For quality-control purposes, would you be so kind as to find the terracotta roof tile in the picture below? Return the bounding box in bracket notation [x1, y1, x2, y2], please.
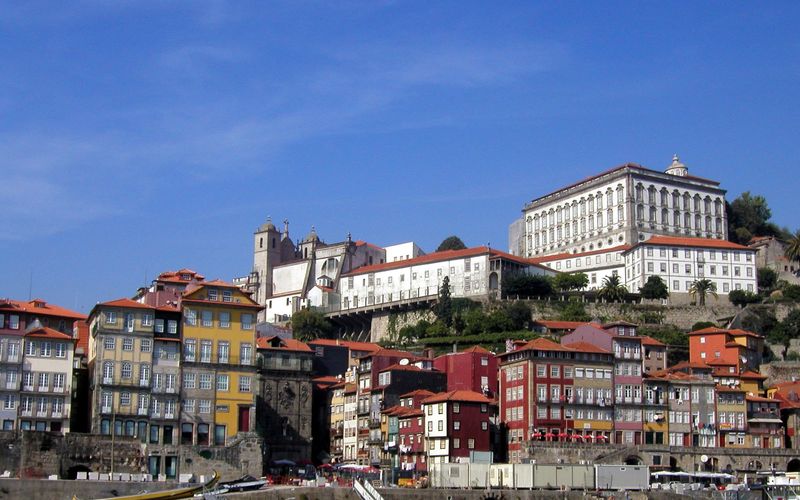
[399, 389, 435, 399]
[422, 390, 493, 404]
[529, 245, 631, 264]
[0, 298, 86, 320]
[531, 320, 588, 330]
[256, 336, 312, 352]
[562, 341, 612, 354]
[639, 335, 666, 347]
[625, 235, 750, 253]
[24, 326, 74, 341]
[307, 338, 381, 352]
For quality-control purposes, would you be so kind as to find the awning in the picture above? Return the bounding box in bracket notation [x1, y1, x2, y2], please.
[748, 418, 783, 423]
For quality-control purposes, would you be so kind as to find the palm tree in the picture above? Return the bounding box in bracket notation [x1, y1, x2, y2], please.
[597, 274, 628, 302]
[689, 279, 718, 306]
[785, 230, 800, 270]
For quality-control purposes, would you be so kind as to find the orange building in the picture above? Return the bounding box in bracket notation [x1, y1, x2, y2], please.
[688, 327, 764, 372]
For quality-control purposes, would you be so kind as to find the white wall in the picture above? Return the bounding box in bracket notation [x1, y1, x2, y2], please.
[423, 402, 449, 459]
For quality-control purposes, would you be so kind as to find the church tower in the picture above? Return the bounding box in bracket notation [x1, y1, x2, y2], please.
[252, 217, 282, 316]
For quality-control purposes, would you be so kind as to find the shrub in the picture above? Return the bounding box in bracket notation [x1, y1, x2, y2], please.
[728, 289, 761, 307]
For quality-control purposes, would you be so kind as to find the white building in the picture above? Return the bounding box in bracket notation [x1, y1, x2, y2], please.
[21, 326, 74, 432]
[531, 245, 629, 290]
[623, 235, 758, 296]
[511, 156, 728, 258]
[337, 247, 556, 311]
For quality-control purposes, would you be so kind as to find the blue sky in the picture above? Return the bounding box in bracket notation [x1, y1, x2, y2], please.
[1, 1, 798, 312]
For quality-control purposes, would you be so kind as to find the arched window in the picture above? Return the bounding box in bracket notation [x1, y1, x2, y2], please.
[636, 204, 644, 221]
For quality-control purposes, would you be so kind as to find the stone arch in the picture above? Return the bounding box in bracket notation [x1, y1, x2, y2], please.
[489, 272, 499, 290]
[669, 456, 679, 471]
[625, 455, 644, 466]
[67, 464, 92, 480]
[788, 458, 800, 473]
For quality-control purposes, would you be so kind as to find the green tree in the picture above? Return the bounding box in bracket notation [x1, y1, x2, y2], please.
[757, 268, 778, 294]
[553, 273, 589, 292]
[597, 274, 627, 302]
[558, 300, 591, 322]
[639, 275, 669, 300]
[502, 301, 532, 331]
[436, 236, 467, 252]
[291, 308, 334, 341]
[692, 321, 716, 331]
[786, 230, 800, 267]
[434, 276, 453, 327]
[742, 307, 779, 337]
[768, 309, 800, 359]
[502, 273, 554, 299]
[689, 279, 717, 306]
[726, 192, 784, 244]
[639, 325, 690, 365]
[728, 289, 761, 307]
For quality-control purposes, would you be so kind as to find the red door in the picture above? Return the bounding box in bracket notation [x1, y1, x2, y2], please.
[239, 407, 251, 432]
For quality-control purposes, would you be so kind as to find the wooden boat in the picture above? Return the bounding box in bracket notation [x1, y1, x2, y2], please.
[80, 471, 220, 500]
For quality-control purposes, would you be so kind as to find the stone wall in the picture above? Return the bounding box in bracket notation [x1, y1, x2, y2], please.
[761, 361, 800, 387]
[0, 478, 178, 500]
[370, 309, 436, 343]
[0, 431, 263, 482]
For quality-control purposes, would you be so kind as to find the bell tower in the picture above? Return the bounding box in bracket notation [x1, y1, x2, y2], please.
[252, 216, 281, 316]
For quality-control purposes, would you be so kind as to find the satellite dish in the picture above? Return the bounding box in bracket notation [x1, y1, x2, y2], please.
[701, 455, 709, 463]
[399, 358, 409, 366]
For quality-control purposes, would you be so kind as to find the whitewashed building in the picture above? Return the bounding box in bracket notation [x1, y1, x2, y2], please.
[510, 156, 728, 258]
[21, 326, 74, 432]
[531, 245, 629, 291]
[623, 236, 758, 296]
[337, 247, 556, 311]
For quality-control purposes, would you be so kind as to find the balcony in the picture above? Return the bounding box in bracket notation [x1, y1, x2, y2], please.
[53, 386, 64, 393]
[103, 377, 113, 385]
[101, 406, 112, 414]
[137, 408, 148, 416]
[20, 410, 32, 417]
[36, 410, 48, 418]
[22, 385, 34, 392]
[5, 382, 16, 390]
[52, 412, 62, 419]
[164, 412, 175, 419]
[38, 386, 49, 392]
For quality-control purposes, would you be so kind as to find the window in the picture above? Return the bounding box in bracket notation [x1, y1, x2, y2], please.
[53, 373, 65, 391]
[155, 319, 165, 333]
[167, 320, 177, 334]
[199, 373, 212, 390]
[104, 337, 116, 350]
[217, 341, 229, 363]
[142, 314, 153, 327]
[453, 438, 460, 448]
[199, 400, 212, 414]
[185, 309, 197, 326]
[217, 375, 229, 391]
[123, 338, 133, 351]
[106, 312, 117, 324]
[200, 341, 212, 363]
[25, 341, 36, 356]
[184, 339, 196, 361]
[219, 312, 230, 328]
[222, 290, 232, 302]
[120, 392, 131, 406]
[183, 373, 196, 389]
[241, 314, 253, 330]
[121, 362, 132, 379]
[208, 289, 218, 301]
[240, 343, 253, 365]
[239, 376, 251, 393]
[139, 365, 150, 385]
[453, 421, 460, 430]
[102, 362, 114, 380]
[201, 311, 212, 327]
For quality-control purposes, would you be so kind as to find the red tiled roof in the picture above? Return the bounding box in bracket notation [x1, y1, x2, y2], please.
[461, 345, 492, 354]
[746, 395, 778, 403]
[529, 245, 631, 264]
[740, 370, 767, 380]
[422, 390, 493, 404]
[256, 336, 312, 352]
[342, 246, 551, 277]
[73, 320, 89, 353]
[24, 326, 74, 341]
[499, 337, 574, 357]
[639, 335, 666, 347]
[669, 360, 712, 371]
[716, 386, 746, 393]
[0, 298, 86, 320]
[688, 327, 763, 339]
[399, 389, 435, 399]
[354, 240, 384, 251]
[313, 375, 341, 384]
[562, 341, 611, 354]
[343, 383, 357, 393]
[359, 348, 417, 360]
[397, 408, 424, 418]
[379, 363, 427, 373]
[307, 338, 381, 352]
[625, 235, 750, 253]
[531, 320, 588, 330]
[96, 298, 154, 310]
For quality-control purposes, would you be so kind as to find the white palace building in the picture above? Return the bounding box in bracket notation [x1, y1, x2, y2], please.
[509, 156, 757, 297]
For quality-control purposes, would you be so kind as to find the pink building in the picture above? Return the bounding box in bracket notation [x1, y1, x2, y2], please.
[562, 321, 645, 444]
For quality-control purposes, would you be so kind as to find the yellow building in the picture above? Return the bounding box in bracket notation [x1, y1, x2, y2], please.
[180, 280, 262, 445]
[717, 387, 747, 448]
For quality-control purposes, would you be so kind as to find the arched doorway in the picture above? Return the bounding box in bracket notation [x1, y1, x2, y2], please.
[489, 272, 499, 291]
[787, 459, 800, 473]
[67, 464, 91, 480]
[625, 456, 644, 466]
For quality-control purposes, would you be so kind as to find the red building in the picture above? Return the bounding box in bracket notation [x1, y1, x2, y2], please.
[433, 345, 498, 397]
[422, 390, 493, 465]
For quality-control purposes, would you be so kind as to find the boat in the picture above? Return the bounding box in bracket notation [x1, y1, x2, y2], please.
[81, 470, 220, 500]
[196, 474, 267, 496]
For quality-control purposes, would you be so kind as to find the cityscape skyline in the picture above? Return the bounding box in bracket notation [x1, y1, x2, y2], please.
[2, 2, 799, 310]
